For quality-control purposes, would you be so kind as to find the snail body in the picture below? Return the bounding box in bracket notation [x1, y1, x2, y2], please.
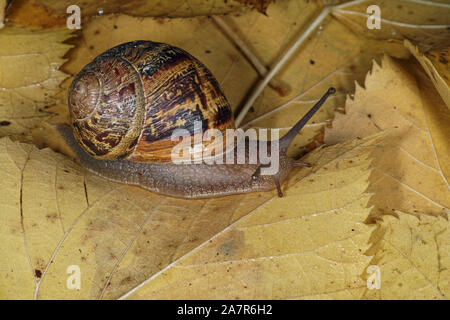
[62, 41, 335, 199]
[59, 125, 293, 198]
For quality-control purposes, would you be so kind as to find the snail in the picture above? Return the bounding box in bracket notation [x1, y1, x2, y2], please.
[58, 41, 335, 199]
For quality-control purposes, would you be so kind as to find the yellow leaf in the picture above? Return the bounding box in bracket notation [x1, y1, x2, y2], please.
[0, 27, 72, 139]
[331, 0, 450, 51]
[0, 137, 273, 299]
[325, 55, 450, 219]
[0, 132, 385, 299]
[120, 133, 386, 299]
[363, 211, 449, 299]
[2, 0, 448, 301]
[23, 0, 259, 18]
[405, 39, 449, 109]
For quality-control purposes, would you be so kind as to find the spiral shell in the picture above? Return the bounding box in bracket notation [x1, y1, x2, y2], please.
[69, 41, 234, 162]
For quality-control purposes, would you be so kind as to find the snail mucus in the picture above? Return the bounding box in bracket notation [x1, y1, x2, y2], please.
[58, 41, 335, 199]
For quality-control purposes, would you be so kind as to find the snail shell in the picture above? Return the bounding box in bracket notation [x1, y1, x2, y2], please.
[68, 41, 234, 163]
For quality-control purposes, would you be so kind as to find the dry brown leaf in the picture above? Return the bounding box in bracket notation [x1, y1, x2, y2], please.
[325, 55, 450, 220]
[405, 39, 449, 109]
[0, 27, 72, 140]
[6, 0, 67, 30]
[18, 0, 262, 19]
[363, 211, 449, 299]
[0, 131, 386, 299]
[331, 0, 450, 51]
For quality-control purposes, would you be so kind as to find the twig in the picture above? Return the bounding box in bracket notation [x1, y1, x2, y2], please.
[235, 6, 332, 127]
[212, 15, 290, 96]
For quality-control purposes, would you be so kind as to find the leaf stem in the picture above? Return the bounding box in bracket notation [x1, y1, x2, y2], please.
[212, 15, 291, 96]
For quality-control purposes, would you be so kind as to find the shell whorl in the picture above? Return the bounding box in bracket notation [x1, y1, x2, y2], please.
[68, 41, 234, 163]
[69, 55, 145, 159]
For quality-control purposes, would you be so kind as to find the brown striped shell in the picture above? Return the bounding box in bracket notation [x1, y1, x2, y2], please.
[68, 41, 234, 163]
